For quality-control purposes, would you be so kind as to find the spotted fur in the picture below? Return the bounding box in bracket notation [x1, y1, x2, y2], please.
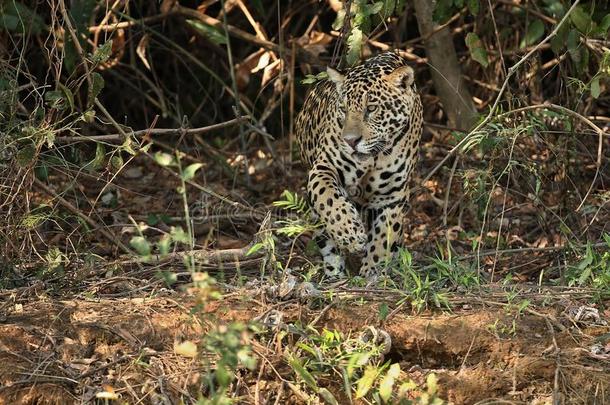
[295, 52, 423, 278]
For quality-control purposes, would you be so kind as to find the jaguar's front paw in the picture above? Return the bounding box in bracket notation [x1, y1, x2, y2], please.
[359, 263, 382, 280]
[334, 225, 367, 254]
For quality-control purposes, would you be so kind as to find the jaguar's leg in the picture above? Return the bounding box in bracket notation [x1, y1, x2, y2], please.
[360, 204, 405, 278]
[307, 164, 367, 254]
[313, 233, 346, 278]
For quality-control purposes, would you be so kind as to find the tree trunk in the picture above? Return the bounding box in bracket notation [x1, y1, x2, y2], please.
[413, 0, 477, 131]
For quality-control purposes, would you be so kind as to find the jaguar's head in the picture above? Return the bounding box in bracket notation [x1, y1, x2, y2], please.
[328, 54, 418, 160]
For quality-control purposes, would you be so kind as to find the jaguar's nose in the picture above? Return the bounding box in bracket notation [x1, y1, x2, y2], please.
[344, 134, 361, 150]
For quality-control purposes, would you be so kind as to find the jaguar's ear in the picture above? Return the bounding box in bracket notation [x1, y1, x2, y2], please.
[326, 66, 345, 92]
[384, 65, 415, 89]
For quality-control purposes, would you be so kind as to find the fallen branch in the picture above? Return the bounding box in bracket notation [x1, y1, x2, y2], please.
[121, 244, 265, 266]
[54, 116, 250, 143]
[120, 212, 272, 267]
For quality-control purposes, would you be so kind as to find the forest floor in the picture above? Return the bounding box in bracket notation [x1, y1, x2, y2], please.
[1, 288, 609, 404]
[2, 137, 609, 404]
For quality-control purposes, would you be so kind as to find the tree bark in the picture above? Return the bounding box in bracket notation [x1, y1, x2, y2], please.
[413, 0, 477, 131]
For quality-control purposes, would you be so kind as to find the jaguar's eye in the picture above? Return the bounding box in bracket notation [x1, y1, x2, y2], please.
[367, 104, 377, 113]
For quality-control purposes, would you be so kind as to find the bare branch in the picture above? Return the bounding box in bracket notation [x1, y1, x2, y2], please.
[54, 116, 250, 143]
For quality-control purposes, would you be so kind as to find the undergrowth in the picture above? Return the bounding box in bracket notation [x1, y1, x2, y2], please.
[1, 0, 609, 403]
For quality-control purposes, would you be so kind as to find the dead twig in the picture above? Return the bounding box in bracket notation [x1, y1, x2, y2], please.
[174, 5, 318, 64]
[308, 302, 334, 328]
[497, 0, 558, 25]
[88, 12, 176, 32]
[54, 116, 250, 143]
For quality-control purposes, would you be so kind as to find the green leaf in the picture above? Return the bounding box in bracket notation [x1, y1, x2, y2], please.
[601, 13, 610, 32]
[301, 76, 315, 85]
[16, 144, 36, 167]
[70, 0, 97, 32]
[157, 234, 171, 256]
[65, 0, 96, 68]
[517, 299, 531, 314]
[567, 29, 580, 54]
[353, 5, 371, 31]
[570, 5, 592, 33]
[170, 226, 190, 243]
[466, 0, 479, 16]
[0, 1, 45, 34]
[544, 1, 565, 19]
[603, 233, 610, 248]
[355, 365, 380, 399]
[381, 0, 397, 18]
[590, 76, 601, 99]
[465, 33, 488, 67]
[45, 90, 66, 110]
[35, 163, 49, 180]
[433, 0, 453, 23]
[121, 136, 137, 156]
[301, 72, 328, 84]
[379, 363, 401, 402]
[318, 388, 339, 405]
[153, 152, 174, 167]
[426, 373, 439, 395]
[82, 109, 96, 123]
[520, 19, 545, 48]
[186, 19, 227, 45]
[577, 265, 592, 286]
[399, 379, 418, 394]
[378, 303, 389, 321]
[593, 14, 610, 38]
[147, 214, 160, 226]
[88, 72, 105, 107]
[568, 43, 590, 74]
[567, 28, 588, 73]
[366, 2, 384, 16]
[181, 163, 203, 181]
[332, 8, 346, 31]
[246, 242, 264, 256]
[92, 40, 113, 64]
[110, 154, 123, 170]
[551, 23, 568, 54]
[215, 364, 231, 387]
[58, 83, 74, 112]
[288, 357, 318, 391]
[346, 27, 364, 66]
[130, 236, 151, 256]
[90, 143, 106, 170]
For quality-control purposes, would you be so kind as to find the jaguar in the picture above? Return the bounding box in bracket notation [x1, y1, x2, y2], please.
[295, 51, 423, 278]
